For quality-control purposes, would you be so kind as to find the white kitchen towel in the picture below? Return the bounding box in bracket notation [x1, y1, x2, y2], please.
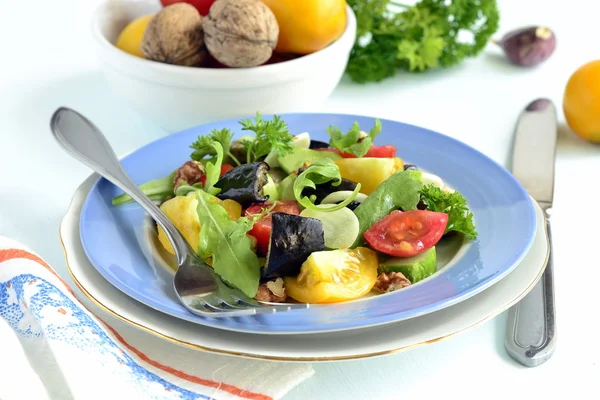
[0, 236, 314, 400]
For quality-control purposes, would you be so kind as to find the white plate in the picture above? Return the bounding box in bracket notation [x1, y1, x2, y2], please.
[60, 174, 549, 362]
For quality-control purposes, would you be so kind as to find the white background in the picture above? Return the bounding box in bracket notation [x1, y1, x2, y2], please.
[0, 0, 599, 398]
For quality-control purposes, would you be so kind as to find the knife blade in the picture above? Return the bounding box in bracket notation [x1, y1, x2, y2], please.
[505, 98, 557, 367]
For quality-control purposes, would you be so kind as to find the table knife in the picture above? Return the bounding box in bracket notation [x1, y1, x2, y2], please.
[504, 98, 557, 367]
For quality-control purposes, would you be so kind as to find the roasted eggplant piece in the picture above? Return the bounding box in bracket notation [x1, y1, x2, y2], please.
[263, 213, 325, 279]
[343, 200, 362, 211]
[309, 139, 331, 149]
[214, 162, 270, 206]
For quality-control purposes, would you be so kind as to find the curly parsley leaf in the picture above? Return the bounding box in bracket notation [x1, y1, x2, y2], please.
[327, 119, 382, 157]
[346, 0, 500, 83]
[419, 184, 478, 239]
[190, 128, 234, 162]
[239, 112, 294, 164]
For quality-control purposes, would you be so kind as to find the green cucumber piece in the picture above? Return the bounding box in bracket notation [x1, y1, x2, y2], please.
[300, 204, 359, 249]
[262, 174, 279, 202]
[321, 191, 368, 205]
[277, 174, 297, 200]
[265, 132, 311, 168]
[379, 247, 437, 283]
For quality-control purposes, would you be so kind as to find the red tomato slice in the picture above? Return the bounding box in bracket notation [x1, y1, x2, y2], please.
[198, 163, 234, 185]
[364, 210, 449, 257]
[245, 200, 300, 256]
[314, 145, 396, 158]
[160, 0, 216, 16]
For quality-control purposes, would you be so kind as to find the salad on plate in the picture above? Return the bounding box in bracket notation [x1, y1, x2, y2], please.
[112, 113, 478, 305]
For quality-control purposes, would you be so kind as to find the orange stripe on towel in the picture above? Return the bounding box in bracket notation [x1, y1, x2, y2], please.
[0, 247, 272, 400]
[0, 248, 75, 295]
[103, 323, 273, 400]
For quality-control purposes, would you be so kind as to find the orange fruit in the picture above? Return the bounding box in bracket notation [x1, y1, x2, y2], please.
[563, 60, 600, 143]
[261, 0, 346, 55]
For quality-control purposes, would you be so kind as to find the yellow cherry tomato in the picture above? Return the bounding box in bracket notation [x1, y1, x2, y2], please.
[284, 247, 378, 304]
[221, 199, 242, 221]
[563, 60, 600, 143]
[115, 14, 154, 58]
[261, 0, 347, 55]
[157, 194, 201, 255]
[334, 157, 402, 195]
[157, 195, 239, 255]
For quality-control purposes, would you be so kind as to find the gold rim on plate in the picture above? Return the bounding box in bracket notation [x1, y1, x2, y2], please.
[58, 195, 549, 362]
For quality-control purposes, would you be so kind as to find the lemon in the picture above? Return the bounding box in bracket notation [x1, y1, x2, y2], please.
[115, 14, 153, 58]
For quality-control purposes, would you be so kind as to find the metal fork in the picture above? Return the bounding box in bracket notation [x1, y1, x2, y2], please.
[50, 107, 309, 317]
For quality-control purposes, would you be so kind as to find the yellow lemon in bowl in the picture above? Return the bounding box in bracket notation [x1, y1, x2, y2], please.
[116, 14, 153, 58]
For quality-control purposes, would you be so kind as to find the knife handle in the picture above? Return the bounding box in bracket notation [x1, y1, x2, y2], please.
[505, 210, 556, 367]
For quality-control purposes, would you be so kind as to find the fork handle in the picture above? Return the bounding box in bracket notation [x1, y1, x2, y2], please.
[50, 107, 192, 265]
[505, 211, 556, 367]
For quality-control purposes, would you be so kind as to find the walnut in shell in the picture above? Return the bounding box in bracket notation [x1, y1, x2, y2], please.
[203, 0, 279, 68]
[141, 3, 207, 67]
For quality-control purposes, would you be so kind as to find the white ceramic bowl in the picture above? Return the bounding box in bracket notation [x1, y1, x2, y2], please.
[91, 0, 357, 132]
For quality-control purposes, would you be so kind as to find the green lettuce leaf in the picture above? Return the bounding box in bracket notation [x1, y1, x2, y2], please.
[352, 170, 423, 247]
[195, 190, 261, 298]
[111, 171, 176, 206]
[327, 119, 382, 157]
[203, 142, 224, 196]
[293, 159, 361, 212]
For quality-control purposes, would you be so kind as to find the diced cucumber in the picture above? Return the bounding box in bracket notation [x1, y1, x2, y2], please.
[379, 247, 437, 283]
[300, 204, 359, 249]
[421, 172, 444, 189]
[277, 174, 297, 200]
[277, 148, 341, 174]
[262, 174, 279, 202]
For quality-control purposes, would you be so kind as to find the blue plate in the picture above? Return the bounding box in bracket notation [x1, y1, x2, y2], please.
[79, 113, 536, 334]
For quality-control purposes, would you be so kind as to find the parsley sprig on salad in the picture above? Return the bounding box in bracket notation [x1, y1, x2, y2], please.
[420, 185, 478, 239]
[239, 113, 294, 164]
[112, 113, 478, 304]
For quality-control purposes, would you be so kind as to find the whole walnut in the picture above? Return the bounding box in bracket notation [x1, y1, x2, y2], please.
[142, 3, 207, 67]
[203, 0, 279, 68]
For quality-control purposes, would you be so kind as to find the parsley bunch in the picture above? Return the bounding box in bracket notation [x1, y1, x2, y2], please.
[346, 0, 500, 83]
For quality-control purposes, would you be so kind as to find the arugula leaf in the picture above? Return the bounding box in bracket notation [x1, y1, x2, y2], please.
[190, 128, 241, 166]
[346, 0, 500, 82]
[239, 112, 294, 164]
[293, 159, 361, 212]
[202, 141, 224, 196]
[420, 184, 478, 239]
[195, 190, 261, 298]
[327, 119, 382, 157]
[112, 171, 176, 206]
[352, 170, 423, 247]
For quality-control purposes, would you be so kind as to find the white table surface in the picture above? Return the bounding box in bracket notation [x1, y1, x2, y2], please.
[1, 0, 599, 398]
